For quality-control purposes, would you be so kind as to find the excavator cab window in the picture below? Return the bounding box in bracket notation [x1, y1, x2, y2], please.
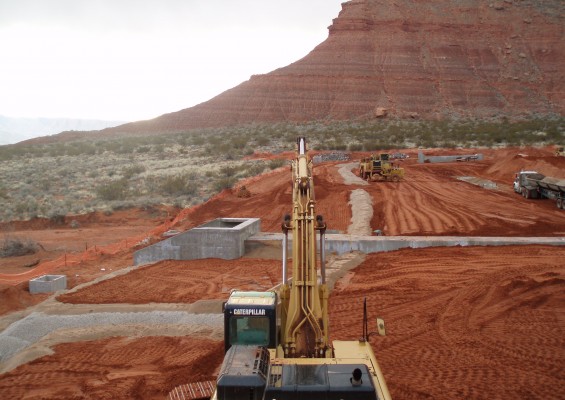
[223, 291, 277, 353]
[229, 316, 270, 347]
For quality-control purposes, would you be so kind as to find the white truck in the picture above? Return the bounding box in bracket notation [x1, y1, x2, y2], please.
[513, 171, 565, 209]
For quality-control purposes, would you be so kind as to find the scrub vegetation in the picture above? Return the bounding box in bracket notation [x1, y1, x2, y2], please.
[0, 118, 563, 222]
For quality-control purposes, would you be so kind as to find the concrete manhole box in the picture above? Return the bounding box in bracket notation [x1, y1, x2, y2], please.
[134, 217, 261, 265]
[29, 274, 67, 294]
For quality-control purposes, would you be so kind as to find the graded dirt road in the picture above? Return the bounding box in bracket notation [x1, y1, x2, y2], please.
[1, 146, 564, 399]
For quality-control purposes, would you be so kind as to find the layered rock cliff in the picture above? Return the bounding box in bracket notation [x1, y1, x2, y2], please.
[113, 0, 564, 134]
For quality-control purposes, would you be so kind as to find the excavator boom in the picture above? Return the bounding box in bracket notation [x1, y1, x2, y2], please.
[279, 137, 330, 358]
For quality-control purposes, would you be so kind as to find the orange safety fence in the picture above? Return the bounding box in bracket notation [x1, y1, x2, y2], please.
[0, 208, 195, 286]
[0, 166, 288, 286]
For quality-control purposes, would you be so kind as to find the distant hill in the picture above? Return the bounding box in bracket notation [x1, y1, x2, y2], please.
[105, 0, 564, 136]
[0, 115, 125, 145]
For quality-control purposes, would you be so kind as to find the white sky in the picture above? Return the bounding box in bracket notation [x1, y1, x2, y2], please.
[0, 0, 343, 122]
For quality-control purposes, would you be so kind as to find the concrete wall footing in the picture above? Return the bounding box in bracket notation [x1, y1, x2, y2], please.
[247, 233, 565, 255]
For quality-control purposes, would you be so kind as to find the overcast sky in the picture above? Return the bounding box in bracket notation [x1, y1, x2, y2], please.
[0, 0, 343, 122]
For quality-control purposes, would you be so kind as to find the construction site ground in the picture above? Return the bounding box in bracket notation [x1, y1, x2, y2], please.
[1, 146, 564, 399]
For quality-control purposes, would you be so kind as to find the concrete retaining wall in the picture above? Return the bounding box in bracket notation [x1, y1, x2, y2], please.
[418, 151, 483, 164]
[134, 216, 565, 266]
[247, 233, 565, 256]
[134, 218, 260, 265]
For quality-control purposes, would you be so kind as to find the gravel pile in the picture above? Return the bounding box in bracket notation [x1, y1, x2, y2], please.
[338, 162, 367, 186]
[0, 311, 223, 362]
[313, 152, 350, 163]
[347, 189, 374, 236]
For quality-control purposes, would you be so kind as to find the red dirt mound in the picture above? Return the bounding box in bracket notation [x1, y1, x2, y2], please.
[0, 283, 48, 315]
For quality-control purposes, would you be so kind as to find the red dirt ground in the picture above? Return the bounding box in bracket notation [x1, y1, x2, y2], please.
[330, 245, 565, 400]
[0, 336, 223, 399]
[56, 258, 283, 305]
[1, 146, 565, 399]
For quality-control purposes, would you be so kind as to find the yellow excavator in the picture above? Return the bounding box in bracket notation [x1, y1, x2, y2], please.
[171, 137, 391, 400]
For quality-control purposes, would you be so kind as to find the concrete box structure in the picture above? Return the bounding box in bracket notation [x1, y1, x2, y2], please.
[29, 274, 67, 294]
[134, 218, 261, 265]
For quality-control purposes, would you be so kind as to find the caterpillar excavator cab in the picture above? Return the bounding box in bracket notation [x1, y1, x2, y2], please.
[173, 137, 391, 400]
[222, 291, 277, 353]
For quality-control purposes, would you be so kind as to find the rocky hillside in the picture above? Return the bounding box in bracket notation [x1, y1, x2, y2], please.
[96, 0, 565, 135]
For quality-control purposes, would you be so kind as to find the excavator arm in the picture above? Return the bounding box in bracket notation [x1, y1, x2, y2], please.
[279, 137, 330, 358]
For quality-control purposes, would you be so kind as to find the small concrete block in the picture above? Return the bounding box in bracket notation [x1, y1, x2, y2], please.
[29, 274, 67, 294]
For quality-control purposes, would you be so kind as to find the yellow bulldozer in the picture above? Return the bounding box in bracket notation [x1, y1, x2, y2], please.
[359, 153, 404, 182]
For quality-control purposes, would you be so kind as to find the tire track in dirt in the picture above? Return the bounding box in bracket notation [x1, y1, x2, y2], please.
[57, 258, 282, 305]
[329, 245, 565, 399]
[365, 162, 565, 236]
[0, 336, 224, 400]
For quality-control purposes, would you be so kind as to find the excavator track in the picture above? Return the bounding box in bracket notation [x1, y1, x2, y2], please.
[168, 380, 215, 400]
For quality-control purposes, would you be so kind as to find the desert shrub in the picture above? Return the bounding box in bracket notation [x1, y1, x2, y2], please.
[111, 201, 135, 211]
[220, 166, 236, 177]
[49, 213, 66, 225]
[0, 236, 39, 257]
[348, 143, 363, 151]
[231, 137, 248, 150]
[96, 179, 129, 201]
[153, 144, 165, 154]
[269, 159, 286, 170]
[191, 136, 206, 146]
[38, 179, 51, 191]
[13, 197, 39, 217]
[122, 164, 146, 179]
[160, 174, 197, 196]
[214, 177, 237, 191]
[137, 146, 151, 154]
[245, 163, 266, 177]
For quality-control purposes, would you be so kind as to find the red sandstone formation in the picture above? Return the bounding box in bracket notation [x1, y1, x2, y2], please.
[107, 0, 563, 135]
